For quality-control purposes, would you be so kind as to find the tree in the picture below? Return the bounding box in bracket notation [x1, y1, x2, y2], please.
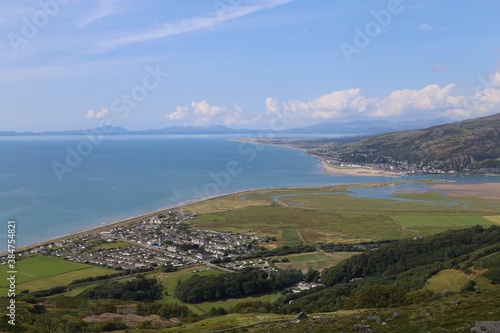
[344, 285, 407, 309]
[304, 267, 320, 283]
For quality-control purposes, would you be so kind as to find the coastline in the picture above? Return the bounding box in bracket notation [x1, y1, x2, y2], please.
[5, 137, 396, 255]
[4, 180, 443, 255]
[318, 159, 401, 177]
[5, 181, 425, 255]
[7, 189, 261, 255]
[6, 137, 498, 255]
[6, 179, 499, 256]
[233, 138, 401, 177]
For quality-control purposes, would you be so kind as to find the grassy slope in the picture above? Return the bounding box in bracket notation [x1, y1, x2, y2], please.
[0, 256, 115, 292]
[424, 269, 471, 292]
[276, 251, 358, 272]
[339, 112, 500, 171]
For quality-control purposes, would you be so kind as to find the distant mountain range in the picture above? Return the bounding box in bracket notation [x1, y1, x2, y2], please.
[339, 112, 500, 172]
[0, 118, 454, 136]
[282, 117, 453, 134]
[0, 125, 256, 136]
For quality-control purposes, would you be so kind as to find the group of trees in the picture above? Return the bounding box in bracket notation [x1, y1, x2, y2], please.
[322, 225, 500, 289]
[175, 268, 303, 303]
[318, 240, 394, 253]
[80, 274, 163, 301]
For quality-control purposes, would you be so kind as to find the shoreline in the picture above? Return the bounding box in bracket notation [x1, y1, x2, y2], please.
[6, 189, 263, 255]
[318, 159, 402, 177]
[4, 180, 453, 255]
[233, 138, 402, 177]
[6, 137, 499, 255]
[5, 181, 429, 255]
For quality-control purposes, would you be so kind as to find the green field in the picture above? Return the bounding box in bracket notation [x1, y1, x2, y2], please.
[276, 251, 357, 272]
[0, 256, 115, 292]
[91, 241, 133, 251]
[282, 229, 303, 246]
[424, 269, 471, 292]
[187, 185, 500, 244]
[393, 191, 450, 201]
[484, 215, 500, 224]
[392, 215, 494, 228]
[162, 313, 291, 333]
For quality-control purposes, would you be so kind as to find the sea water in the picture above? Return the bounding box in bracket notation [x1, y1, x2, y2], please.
[0, 135, 495, 247]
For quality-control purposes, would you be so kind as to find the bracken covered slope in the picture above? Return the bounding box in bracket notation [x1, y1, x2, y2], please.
[340, 112, 500, 172]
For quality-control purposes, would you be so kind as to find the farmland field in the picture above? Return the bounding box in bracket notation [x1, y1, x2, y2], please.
[16, 266, 116, 292]
[281, 229, 303, 246]
[275, 251, 357, 272]
[187, 185, 500, 244]
[392, 215, 494, 228]
[0, 255, 115, 292]
[484, 215, 500, 224]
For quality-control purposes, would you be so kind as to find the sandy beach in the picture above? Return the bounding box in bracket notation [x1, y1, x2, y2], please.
[320, 160, 401, 177]
[7, 188, 268, 255]
[431, 183, 500, 200]
[234, 138, 402, 177]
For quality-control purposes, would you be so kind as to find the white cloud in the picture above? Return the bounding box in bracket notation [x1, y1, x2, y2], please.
[191, 100, 227, 122]
[85, 110, 95, 119]
[223, 103, 245, 125]
[98, 0, 294, 50]
[85, 108, 110, 119]
[265, 81, 500, 122]
[418, 23, 433, 31]
[167, 101, 248, 125]
[265, 97, 280, 114]
[167, 106, 189, 121]
[433, 63, 449, 72]
[265, 88, 367, 121]
[490, 70, 500, 87]
[168, 100, 237, 124]
[451, 85, 500, 118]
[168, 70, 500, 127]
[450, 69, 500, 118]
[370, 84, 462, 117]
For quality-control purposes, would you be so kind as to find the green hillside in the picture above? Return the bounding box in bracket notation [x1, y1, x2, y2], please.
[339, 113, 500, 172]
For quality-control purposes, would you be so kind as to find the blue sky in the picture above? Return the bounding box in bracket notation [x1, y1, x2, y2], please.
[1, 0, 500, 131]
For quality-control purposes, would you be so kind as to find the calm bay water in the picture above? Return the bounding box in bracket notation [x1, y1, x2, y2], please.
[0, 135, 496, 247]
